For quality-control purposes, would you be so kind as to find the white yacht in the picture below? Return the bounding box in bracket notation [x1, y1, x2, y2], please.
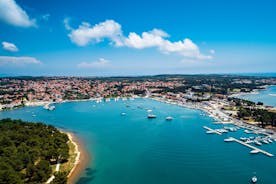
[206, 130, 214, 134]
[254, 140, 262, 146]
[251, 176, 257, 183]
[229, 127, 237, 132]
[244, 129, 251, 134]
[240, 137, 247, 141]
[147, 114, 157, 119]
[250, 150, 259, 154]
[44, 104, 55, 111]
[121, 112, 126, 116]
[96, 99, 102, 103]
[166, 116, 173, 121]
[224, 137, 234, 142]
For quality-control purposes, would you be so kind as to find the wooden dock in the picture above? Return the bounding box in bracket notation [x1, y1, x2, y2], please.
[203, 126, 222, 135]
[229, 137, 274, 157]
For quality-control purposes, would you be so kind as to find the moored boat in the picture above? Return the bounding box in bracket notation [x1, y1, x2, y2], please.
[244, 129, 251, 134]
[254, 140, 262, 146]
[250, 150, 259, 154]
[224, 137, 234, 142]
[166, 116, 173, 121]
[148, 114, 157, 119]
[251, 176, 257, 183]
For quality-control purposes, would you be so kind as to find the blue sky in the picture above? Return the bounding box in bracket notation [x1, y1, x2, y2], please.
[0, 0, 275, 76]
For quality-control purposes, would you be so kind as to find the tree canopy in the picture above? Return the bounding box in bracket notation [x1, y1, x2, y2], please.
[0, 118, 69, 183]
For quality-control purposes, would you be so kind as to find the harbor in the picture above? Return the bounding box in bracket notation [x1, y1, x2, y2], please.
[203, 126, 222, 135]
[227, 137, 274, 157]
[1, 97, 276, 183]
[203, 124, 275, 157]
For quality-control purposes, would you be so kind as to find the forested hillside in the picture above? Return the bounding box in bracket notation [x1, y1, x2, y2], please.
[0, 118, 69, 183]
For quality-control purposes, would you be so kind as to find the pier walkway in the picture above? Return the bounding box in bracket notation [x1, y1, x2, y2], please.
[203, 126, 222, 135]
[229, 137, 274, 157]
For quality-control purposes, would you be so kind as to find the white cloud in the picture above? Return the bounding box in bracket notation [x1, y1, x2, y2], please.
[66, 19, 212, 60]
[209, 49, 215, 54]
[2, 41, 19, 52]
[124, 30, 212, 59]
[77, 58, 110, 68]
[0, 56, 41, 65]
[42, 14, 50, 21]
[63, 17, 72, 31]
[124, 29, 168, 49]
[0, 0, 36, 27]
[68, 20, 123, 46]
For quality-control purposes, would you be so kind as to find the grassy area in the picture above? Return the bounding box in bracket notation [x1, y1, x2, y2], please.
[49, 137, 78, 176]
[59, 139, 78, 174]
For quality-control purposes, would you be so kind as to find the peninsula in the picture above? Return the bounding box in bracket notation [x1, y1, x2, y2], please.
[0, 118, 83, 184]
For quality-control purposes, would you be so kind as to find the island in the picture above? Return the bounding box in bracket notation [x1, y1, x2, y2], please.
[0, 118, 81, 184]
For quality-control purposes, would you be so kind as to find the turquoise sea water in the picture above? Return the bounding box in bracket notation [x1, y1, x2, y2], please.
[236, 85, 276, 107]
[1, 98, 276, 184]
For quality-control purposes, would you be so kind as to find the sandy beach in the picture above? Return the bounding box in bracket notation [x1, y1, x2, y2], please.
[67, 132, 90, 184]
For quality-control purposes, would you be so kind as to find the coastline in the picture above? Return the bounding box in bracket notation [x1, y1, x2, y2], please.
[66, 132, 90, 184]
[228, 85, 275, 98]
[149, 96, 276, 137]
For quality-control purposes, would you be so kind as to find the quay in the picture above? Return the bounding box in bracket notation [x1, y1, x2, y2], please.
[203, 126, 222, 135]
[228, 137, 274, 157]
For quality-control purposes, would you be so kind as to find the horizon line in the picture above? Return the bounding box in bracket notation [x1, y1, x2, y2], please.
[1, 72, 276, 78]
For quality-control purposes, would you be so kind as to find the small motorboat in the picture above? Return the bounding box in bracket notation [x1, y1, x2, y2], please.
[250, 150, 259, 154]
[251, 176, 257, 183]
[121, 112, 126, 116]
[254, 141, 262, 146]
[224, 137, 234, 142]
[166, 116, 173, 121]
[244, 129, 251, 134]
[148, 114, 157, 119]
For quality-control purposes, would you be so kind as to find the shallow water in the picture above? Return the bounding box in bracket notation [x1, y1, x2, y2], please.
[236, 85, 276, 107]
[1, 98, 276, 184]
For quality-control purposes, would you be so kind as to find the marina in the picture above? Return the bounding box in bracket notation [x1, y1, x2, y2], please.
[203, 126, 222, 135]
[226, 137, 274, 157]
[1, 98, 276, 183]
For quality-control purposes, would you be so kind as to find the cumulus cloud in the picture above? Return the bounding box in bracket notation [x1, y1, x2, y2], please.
[77, 58, 110, 68]
[125, 30, 211, 59]
[0, 0, 36, 27]
[209, 49, 215, 54]
[66, 19, 212, 60]
[68, 20, 123, 46]
[2, 41, 19, 52]
[0, 56, 41, 65]
[124, 29, 168, 49]
[63, 17, 72, 31]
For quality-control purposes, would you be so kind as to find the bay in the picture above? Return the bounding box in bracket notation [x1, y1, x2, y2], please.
[1, 98, 276, 184]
